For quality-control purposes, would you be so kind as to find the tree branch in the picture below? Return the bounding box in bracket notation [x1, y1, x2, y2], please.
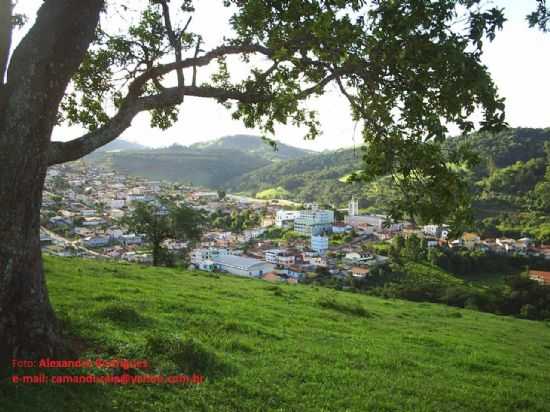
[159, 0, 184, 88]
[126, 43, 272, 98]
[47, 68, 337, 166]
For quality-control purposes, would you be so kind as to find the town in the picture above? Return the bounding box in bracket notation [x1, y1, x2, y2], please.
[41, 161, 550, 287]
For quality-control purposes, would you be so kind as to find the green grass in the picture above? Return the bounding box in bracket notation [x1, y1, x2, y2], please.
[2, 256, 550, 411]
[255, 186, 291, 200]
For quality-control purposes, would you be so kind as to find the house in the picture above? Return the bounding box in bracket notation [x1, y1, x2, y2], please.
[210, 255, 274, 277]
[190, 248, 236, 266]
[49, 216, 72, 227]
[311, 235, 329, 253]
[332, 222, 352, 234]
[110, 199, 125, 209]
[80, 209, 97, 217]
[275, 210, 301, 228]
[350, 267, 369, 278]
[120, 234, 143, 246]
[528, 270, 550, 285]
[83, 235, 110, 248]
[461, 232, 481, 250]
[264, 249, 296, 265]
[344, 252, 372, 262]
[82, 217, 106, 227]
[345, 214, 402, 232]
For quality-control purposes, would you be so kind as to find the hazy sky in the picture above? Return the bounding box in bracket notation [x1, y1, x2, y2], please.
[14, 0, 550, 151]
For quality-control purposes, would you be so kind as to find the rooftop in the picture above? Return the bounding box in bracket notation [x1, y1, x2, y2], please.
[212, 254, 268, 270]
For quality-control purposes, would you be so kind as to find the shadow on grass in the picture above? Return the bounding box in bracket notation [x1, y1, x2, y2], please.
[318, 297, 374, 318]
[96, 304, 152, 329]
[145, 335, 233, 378]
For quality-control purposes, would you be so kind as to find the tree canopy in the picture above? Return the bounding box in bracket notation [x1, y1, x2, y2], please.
[29, 0, 516, 228]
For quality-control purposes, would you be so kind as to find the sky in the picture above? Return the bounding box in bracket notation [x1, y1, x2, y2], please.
[13, 0, 550, 152]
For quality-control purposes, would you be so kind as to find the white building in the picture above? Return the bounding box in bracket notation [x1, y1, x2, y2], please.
[110, 199, 125, 209]
[345, 214, 402, 232]
[311, 235, 329, 253]
[348, 197, 359, 217]
[242, 228, 266, 241]
[265, 249, 282, 264]
[190, 248, 235, 266]
[275, 210, 301, 228]
[294, 209, 334, 236]
[210, 255, 274, 277]
[264, 249, 295, 265]
[120, 234, 143, 246]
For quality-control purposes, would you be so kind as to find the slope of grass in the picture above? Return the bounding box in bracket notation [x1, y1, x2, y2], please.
[2, 256, 550, 411]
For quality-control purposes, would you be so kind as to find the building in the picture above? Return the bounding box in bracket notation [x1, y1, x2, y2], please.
[332, 222, 352, 234]
[275, 210, 301, 228]
[210, 255, 274, 277]
[311, 235, 329, 253]
[294, 209, 334, 236]
[265, 249, 296, 265]
[351, 267, 369, 278]
[462, 232, 481, 250]
[190, 248, 236, 266]
[528, 270, 550, 285]
[345, 214, 403, 232]
[83, 235, 110, 248]
[348, 196, 359, 217]
[120, 234, 143, 246]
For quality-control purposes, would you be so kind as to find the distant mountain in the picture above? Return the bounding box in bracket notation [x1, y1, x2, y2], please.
[96, 139, 148, 152]
[189, 134, 315, 161]
[89, 135, 314, 188]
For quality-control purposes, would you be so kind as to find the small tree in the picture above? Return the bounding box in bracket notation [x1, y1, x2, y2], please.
[124, 202, 204, 266]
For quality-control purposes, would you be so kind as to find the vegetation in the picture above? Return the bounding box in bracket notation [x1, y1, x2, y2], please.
[0, 0, 545, 368]
[350, 237, 550, 320]
[231, 128, 550, 240]
[2, 256, 550, 411]
[209, 209, 262, 234]
[123, 202, 204, 266]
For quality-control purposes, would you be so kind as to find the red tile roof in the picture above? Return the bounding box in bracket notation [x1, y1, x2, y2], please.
[529, 270, 550, 285]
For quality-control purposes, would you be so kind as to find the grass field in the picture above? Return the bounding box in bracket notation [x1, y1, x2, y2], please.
[2, 256, 550, 411]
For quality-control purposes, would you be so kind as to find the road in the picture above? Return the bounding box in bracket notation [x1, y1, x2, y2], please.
[41, 226, 103, 257]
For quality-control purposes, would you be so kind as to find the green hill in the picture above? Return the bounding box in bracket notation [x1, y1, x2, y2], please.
[228, 148, 365, 205]
[107, 146, 271, 188]
[229, 128, 550, 208]
[189, 134, 314, 161]
[91, 135, 313, 188]
[3, 256, 550, 411]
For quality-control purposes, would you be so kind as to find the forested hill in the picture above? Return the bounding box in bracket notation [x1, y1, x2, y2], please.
[89, 135, 314, 188]
[226, 148, 365, 205]
[446, 127, 550, 172]
[227, 129, 550, 212]
[189, 134, 314, 161]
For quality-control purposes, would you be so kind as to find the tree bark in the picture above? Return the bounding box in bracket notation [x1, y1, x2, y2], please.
[0, 160, 62, 368]
[0, 0, 103, 367]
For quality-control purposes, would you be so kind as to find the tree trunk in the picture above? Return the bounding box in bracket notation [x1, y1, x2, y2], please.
[0, 0, 103, 368]
[0, 151, 62, 368]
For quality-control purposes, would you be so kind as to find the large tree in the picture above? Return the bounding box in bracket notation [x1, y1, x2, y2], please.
[0, 0, 511, 362]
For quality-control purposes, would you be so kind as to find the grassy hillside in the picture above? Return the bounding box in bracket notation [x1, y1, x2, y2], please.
[91, 135, 313, 188]
[189, 134, 314, 161]
[228, 148, 366, 205]
[3, 256, 550, 411]
[108, 147, 271, 188]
